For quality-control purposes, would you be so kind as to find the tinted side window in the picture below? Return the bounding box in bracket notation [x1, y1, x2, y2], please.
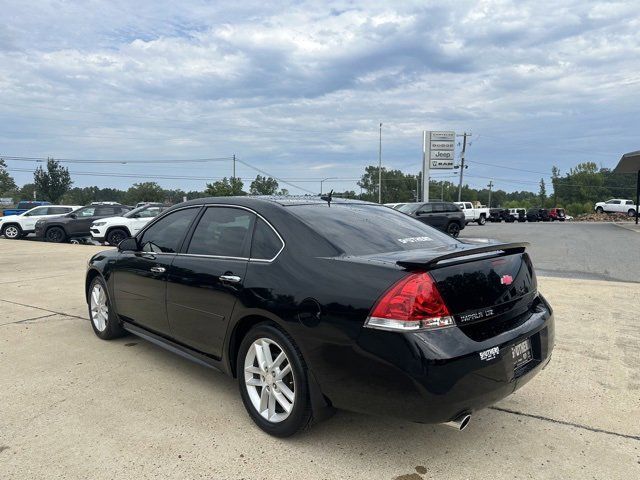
[432, 203, 445, 213]
[76, 207, 96, 217]
[48, 207, 70, 214]
[140, 208, 199, 253]
[445, 203, 460, 212]
[251, 218, 283, 260]
[626, 201, 634, 205]
[95, 207, 117, 216]
[187, 207, 254, 257]
[418, 204, 433, 213]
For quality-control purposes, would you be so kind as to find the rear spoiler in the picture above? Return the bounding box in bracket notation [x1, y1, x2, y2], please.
[396, 242, 530, 270]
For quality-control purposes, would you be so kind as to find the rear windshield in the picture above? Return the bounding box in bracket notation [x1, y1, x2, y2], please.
[287, 203, 454, 255]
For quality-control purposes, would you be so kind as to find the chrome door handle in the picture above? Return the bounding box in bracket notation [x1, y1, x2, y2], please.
[150, 266, 166, 273]
[219, 275, 242, 283]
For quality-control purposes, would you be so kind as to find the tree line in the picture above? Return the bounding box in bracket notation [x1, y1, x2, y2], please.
[0, 158, 635, 216]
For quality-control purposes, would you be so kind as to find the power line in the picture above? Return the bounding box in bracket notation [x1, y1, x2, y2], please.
[1, 155, 234, 164]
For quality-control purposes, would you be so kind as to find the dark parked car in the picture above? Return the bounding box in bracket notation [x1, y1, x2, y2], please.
[2, 200, 50, 216]
[35, 204, 130, 242]
[85, 197, 554, 437]
[488, 208, 515, 223]
[526, 208, 550, 222]
[397, 201, 465, 237]
[548, 208, 566, 221]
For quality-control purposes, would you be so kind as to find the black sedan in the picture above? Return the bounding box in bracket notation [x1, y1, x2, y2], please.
[85, 197, 554, 437]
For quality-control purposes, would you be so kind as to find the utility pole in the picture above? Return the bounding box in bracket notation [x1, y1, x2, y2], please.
[320, 177, 336, 195]
[232, 154, 236, 179]
[487, 180, 494, 208]
[378, 122, 382, 203]
[416, 175, 420, 201]
[457, 132, 471, 201]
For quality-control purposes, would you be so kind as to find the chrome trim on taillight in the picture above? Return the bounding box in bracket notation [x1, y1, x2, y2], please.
[364, 315, 455, 332]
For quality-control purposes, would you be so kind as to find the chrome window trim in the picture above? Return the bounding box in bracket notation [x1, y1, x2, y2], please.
[135, 203, 285, 263]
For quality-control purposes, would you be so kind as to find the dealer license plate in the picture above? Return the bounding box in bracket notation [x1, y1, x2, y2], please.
[511, 338, 533, 370]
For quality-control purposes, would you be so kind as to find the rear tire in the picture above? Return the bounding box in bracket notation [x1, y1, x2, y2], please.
[88, 276, 126, 340]
[477, 215, 486, 225]
[2, 224, 22, 239]
[237, 323, 312, 437]
[45, 226, 66, 243]
[106, 228, 128, 246]
[446, 222, 461, 238]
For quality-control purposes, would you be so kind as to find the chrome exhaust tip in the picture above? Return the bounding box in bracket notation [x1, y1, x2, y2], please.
[442, 414, 471, 431]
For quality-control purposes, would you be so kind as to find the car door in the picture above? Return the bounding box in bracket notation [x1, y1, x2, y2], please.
[166, 206, 255, 357]
[66, 206, 100, 235]
[112, 207, 201, 335]
[464, 202, 474, 221]
[20, 206, 50, 230]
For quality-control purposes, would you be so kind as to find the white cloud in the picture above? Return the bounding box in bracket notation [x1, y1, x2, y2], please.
[0, 0, 639, 193]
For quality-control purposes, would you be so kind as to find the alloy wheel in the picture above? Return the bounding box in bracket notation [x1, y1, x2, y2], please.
[448, 223, 460, 238]
[90, 283, 109, 332]
[4, 225, 19, 239]
[244, 338, 296, 423]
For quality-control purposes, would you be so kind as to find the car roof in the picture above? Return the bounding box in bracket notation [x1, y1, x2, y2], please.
[177, 195, 376, 209]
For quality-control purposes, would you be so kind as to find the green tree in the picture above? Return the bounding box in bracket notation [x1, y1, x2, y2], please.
[205, 177, 245, 196]
[538, 178, 547, 207]
[357, 166, 418, 203]
[250, 175, 279, 195]
[0, 159, 17, 195]
[33, 158, 73, 203]
[124, 182, 165, 204]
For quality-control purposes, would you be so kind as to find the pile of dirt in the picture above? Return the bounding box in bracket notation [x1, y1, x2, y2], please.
[573, 212, 635, 222]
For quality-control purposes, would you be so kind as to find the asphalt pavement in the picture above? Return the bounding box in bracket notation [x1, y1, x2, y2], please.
[460, 221, 640, 283]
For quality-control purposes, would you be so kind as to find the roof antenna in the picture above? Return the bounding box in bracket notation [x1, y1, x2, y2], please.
[320, 189, 333, 206]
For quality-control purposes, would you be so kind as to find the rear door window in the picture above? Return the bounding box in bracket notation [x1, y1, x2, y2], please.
[186, 207, 254, 258]
[95, 207, 117, 216]
[47, 207, 71, 214]
[251, 218, 284, 260]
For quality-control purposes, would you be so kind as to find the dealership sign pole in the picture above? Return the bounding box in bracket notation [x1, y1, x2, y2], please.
[422, 131, 455, 202]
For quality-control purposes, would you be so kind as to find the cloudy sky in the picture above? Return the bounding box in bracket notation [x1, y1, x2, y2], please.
[1, 0, 639, 194]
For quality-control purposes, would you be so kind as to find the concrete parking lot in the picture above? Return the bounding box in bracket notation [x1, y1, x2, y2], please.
[461, 221, 640, 283]
[1, 235, 639, 480]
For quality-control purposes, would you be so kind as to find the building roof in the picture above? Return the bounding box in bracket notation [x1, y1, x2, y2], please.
[614, 150, 640, 174]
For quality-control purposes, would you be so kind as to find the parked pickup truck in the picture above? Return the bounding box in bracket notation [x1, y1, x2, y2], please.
[454, 202, 489, 225]
[2, 201, 50, 217]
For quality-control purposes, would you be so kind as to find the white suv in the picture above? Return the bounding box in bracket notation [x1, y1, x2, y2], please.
[0, 205, 82, 239]
[91, 203, 169, 245]
[594, 199, 637, 216]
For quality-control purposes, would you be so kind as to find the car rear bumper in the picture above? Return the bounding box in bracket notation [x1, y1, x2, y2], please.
[314, 297, 554, 424]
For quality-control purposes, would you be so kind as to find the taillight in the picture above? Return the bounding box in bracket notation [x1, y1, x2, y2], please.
[364, 272, 454, 331]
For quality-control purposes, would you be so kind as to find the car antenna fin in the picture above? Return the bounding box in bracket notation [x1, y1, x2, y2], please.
[320, 189, 333, 206]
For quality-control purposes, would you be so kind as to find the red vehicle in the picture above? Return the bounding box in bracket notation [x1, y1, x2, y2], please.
[548, 208, 566, 221]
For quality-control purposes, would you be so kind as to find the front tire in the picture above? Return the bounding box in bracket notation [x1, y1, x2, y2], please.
[628, 209, 637, 217]
[45, 226, 66, 243]
[106, 228, 128, 246]
[2, 224, 22, 239]
[237, 323, 312, 437]
[88, 277, 126, 340]
[596, 206, 604, 214]
[446, 222, 461, 238]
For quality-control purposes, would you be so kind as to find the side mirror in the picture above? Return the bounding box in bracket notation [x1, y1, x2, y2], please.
[415, 210, 424, 216]
[118, 237, 139, 252]
[69, 213, 77, 219]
